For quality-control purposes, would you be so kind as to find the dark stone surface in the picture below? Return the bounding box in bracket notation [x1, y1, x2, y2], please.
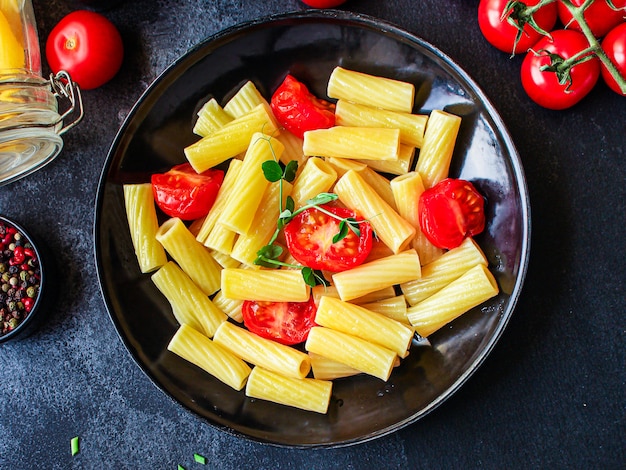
[0, 0, 624, 468]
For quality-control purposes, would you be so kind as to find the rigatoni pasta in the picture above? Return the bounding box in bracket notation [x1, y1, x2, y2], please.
[327, 66, 415, 113]
[123, 183, 168, 273]
[305, 326, 397, 381]
[155, 217, 222, 296]
[407, 263, 499, 337]
[151, 261, 226, 338]
[245, 366, 332, 414]
[213, 321, 311, 379]
[168, 324, 251, 391]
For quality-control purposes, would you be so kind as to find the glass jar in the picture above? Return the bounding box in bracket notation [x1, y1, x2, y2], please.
[0, 0, 82, 186]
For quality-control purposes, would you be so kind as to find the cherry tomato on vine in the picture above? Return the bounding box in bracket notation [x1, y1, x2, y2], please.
[478, 0, 558, 55]
[283, 205, 372, 272]
[601, 23, 626, 96]
[270, 74, 335, 139]
[521, 29, 600, 110]
[299, 0, 347, 7]
[557, 0, 626, 39]
[418, 178, 486, 250]
[242, 297, 317, 345]
[151, 163, 224, 220]
[46, 10, 123, 90]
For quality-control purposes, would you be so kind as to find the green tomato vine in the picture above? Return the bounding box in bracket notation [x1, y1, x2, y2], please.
[506, 0, 626, 94]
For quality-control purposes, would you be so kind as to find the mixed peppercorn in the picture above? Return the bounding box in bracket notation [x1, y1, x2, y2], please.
[0, 220, 41, 336]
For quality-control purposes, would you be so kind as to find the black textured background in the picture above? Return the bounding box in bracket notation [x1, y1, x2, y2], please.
[0, 0, 624, 468]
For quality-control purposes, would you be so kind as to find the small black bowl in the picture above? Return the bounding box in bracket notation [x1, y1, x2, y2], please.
[0, 215, 55, 343]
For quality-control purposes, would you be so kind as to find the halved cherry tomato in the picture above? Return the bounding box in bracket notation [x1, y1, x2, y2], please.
[520, 29, 600, 110]
[419, 178, 486, 250]
[242, 296, 317, 345]
[283, 205, 372, 272]
[601, 23, 626, 96]
[270, 74, 335, 139]
[45, 10, 124, 90]
[557, 0, 626, 39]
[478, 0, 558, 55]
[151, 163, 224, 220]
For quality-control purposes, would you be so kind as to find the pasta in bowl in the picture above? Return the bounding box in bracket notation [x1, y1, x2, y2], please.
[94, 10, 530, 447]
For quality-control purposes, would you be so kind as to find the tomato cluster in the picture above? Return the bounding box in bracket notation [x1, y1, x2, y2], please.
[478, 0, 626, 109]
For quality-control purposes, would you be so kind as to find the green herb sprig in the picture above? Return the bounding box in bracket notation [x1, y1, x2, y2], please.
[254, 155, 366, 288]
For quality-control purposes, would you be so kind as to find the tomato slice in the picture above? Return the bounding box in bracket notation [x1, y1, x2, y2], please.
[283, 205, 372, 272]
[270, 74, 335, 139]
[418, 178, 486, 250]
[151, 163, 224, 220]
[242, 296, 317, 345]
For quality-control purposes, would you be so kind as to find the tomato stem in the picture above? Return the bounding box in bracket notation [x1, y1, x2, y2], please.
[557, 0, 626, 93]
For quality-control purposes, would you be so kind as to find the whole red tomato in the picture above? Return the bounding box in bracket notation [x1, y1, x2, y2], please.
[478, 0, 558, 55]
[557, 0, 626, 39]
[46, 10, 124, 90]
[300, 0, 347, 7]
[601, 23, 626, 96]
[521, 29, 600, 110]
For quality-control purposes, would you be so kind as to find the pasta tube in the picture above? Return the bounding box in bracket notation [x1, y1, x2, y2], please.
[221, 268, 310, 302]
[168, 324, 251, 391]
[123, 183, 168, 273]
[156, 217, 222, 296]
[195, 159, 242, 245]
[230, 180, 291, 266]
[309, 352, 361, 380]
[407, 264, 499, 337]
[290, 157, 337, 209]
[357, 144, 415, 176]
[217, 132, 283, 235]
[213, 321, 311, 379]
[224, 80, 268, 119]
[360, 295, 409, 324]
[335, 100, 427, 147]
[390, 171, 445, 265]
[184, 103, 279, 173]
[305, 326, 397, 381]
[303, 126, 400, 161]
[332, 250, 421, 301]
[151, 261, 227, 338]
[327, 66, 415, 113]
[401, 237, 487, 306]
[334, 170, 416, 254]
[315, 296, 414, 356]
[211, 290, 244, 323]
[415, 110, 462, 188]
[192, 98, 232, 137]
[245, 366, 332, 414]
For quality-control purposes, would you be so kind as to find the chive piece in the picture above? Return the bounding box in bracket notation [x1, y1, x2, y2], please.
[177, 465, 185, 470]
[194, 453, 207, 465]
[71, 436, 79, 456]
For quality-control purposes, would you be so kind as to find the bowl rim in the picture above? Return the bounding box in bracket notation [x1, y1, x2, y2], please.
[93, 9, 531, 447]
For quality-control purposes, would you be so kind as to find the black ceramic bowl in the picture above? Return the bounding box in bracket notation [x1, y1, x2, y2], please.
[0, 215, 53, 343]
[94, 10, 531, 447]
